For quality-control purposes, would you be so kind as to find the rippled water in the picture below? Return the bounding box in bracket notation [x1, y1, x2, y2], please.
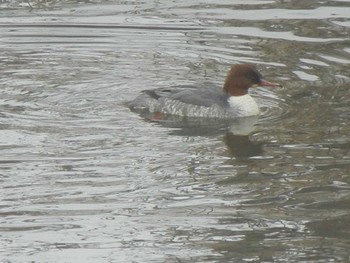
[0, 0, 349, 262]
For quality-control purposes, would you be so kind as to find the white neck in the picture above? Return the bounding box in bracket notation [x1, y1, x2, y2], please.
[227, 94, 260, 117]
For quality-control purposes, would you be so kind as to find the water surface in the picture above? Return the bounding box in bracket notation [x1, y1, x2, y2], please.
[0, 0, 350, 262]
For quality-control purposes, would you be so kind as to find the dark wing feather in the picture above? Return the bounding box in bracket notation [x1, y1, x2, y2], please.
[168, 86, 228, 108]
[128, 85, 229, 110]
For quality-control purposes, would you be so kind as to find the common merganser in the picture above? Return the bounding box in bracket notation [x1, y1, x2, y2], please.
[127, 64, 281, 119]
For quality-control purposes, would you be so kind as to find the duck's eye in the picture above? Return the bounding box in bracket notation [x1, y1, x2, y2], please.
[245, 69, 262, 84]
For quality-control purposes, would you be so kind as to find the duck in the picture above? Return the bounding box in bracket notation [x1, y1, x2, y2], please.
[127, 64, 281, 119]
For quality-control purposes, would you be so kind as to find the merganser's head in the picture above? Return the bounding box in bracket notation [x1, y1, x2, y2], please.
[224, 64, 281, 96]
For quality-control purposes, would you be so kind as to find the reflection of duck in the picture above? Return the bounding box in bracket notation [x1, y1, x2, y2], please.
[134, 112, 263, 158]
[224, 133, 263, 158]
[223, 116, 263, 158]
[127, 64, 280, 119]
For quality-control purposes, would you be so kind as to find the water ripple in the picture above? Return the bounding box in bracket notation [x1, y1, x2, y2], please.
[1, 1, 350, 262]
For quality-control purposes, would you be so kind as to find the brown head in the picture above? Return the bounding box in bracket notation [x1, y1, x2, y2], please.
[223, 64, 281, 96]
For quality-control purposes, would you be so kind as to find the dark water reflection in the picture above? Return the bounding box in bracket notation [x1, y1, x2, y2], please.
[0, 0, 350, 262]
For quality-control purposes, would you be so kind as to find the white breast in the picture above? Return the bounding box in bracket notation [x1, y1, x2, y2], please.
[227, 94, 260, 117]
